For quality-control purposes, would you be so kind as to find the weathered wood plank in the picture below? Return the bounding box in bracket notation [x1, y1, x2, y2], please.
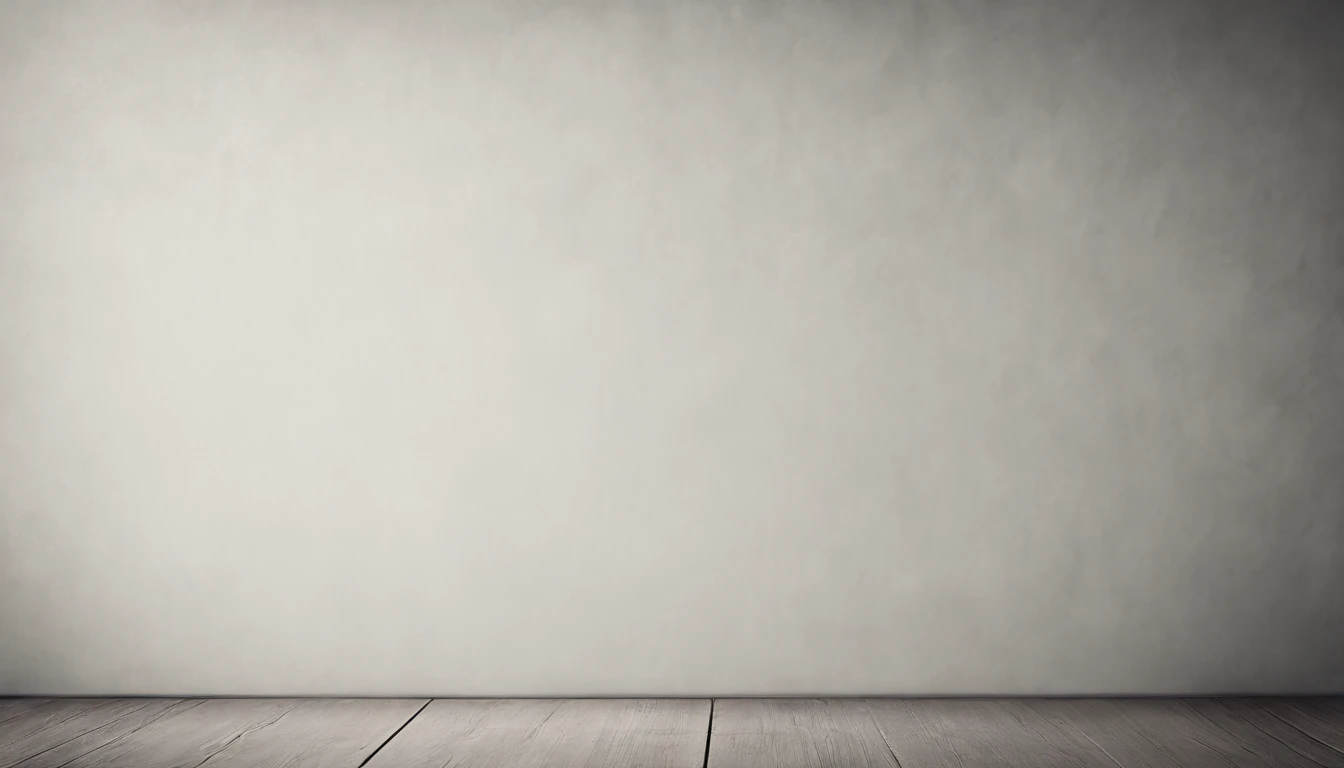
[709, 698, 900, 768]
[0, 700, 39, 725]
[1028, 697, 1341, 768]
[1217, 698, 1344, 765]
[35, 698, 426, 768]
[0, 699, 131, 766]
[865, 698, 1118, 767]
[1184, 697, 1342, 767]
[183, 698, 426, 768]
[6, 699, 198, 768]
[362, 698, 709, 768]
[45, 699, 297, 768]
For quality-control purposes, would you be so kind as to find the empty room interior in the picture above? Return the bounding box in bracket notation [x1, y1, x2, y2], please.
[2, 0, 1342, 766]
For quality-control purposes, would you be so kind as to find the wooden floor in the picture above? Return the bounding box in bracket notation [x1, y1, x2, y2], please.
[0, 697, 1340, 767]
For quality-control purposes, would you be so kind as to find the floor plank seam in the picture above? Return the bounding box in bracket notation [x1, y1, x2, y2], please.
[357, 699, 431, 768]
[861, 700, 905, 768]
[701, 699, 714, 768]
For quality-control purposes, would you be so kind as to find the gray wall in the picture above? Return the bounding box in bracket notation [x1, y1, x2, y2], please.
[2, 0, 1342, 697]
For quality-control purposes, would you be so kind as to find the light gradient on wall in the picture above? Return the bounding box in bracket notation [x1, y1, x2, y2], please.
[1, 0, 1342, 696]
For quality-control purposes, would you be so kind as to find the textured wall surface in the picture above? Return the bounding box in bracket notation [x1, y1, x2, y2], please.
[2, 0, 1342, 696]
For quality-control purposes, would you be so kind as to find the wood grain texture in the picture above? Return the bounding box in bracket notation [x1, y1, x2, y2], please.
[865, 698, 1118, 768]
[0, 699, 139, 766]
[0, 701, 39, 725]
[6, 699, 198, 768]
[0, 700, 103, 735]
[40, 699, 307, 768]
[708, 699, 900, 768]
[182, 698, 427, 768]
[1025, 698, 1260, 768]
[1028, 698, 1341, 768]
[3, 697, 1342, 768]
[1217, 698, 1344, 765]
[1183, 697, 1343, 768]
[362, 698, 710, 768]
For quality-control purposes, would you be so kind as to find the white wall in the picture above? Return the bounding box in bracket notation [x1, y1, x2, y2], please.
[2, 0, 1342, 696]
